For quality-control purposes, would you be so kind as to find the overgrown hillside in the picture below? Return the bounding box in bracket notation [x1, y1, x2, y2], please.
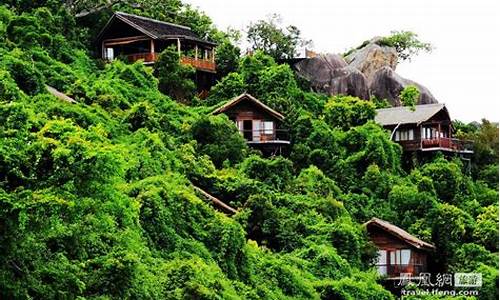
[0, 2, 498, 299]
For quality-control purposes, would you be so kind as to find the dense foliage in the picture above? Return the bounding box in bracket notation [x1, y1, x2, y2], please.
[377, 30, 433, 62]
[246, 14, 312, 60]
[0, 2, 498, 300]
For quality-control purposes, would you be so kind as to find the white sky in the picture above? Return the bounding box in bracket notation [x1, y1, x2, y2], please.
[184, 0, 500, 122]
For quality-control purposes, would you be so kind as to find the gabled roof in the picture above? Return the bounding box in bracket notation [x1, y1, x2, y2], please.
[212, 93, 285, 121]
[364, 218, 436, 251]
[375, 103, 449, 126]
[97, 12, 216, 46]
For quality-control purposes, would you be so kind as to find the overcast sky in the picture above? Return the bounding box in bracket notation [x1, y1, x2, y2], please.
[184, 0, 500, 122]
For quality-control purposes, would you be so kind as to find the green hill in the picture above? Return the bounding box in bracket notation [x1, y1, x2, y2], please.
[0, 2, 498, 299]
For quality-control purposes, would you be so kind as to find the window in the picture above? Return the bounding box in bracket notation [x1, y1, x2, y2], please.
[376, 250, 387, 275]
[263, 121, 274, 134]
[104, 47, 114, 60]
[252, 120, 261, 141]
[395, 129, 415, 141]
[389, 249, 412, 266]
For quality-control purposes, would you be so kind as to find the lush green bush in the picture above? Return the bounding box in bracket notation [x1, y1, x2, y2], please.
[0, 4, 497, 300]
[154, 46, 196, 102]
[240, 155, 294, 190]
[191, 114, 249, 167]
[323, 95, 376, 130]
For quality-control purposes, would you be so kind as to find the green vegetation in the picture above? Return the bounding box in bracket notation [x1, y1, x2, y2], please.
[400, 85, 420, 110]
[0, 2, 498, 300]
[246, 14, 312, 60]
[154, 46, 196, 103]
[378, 30, 433, 62]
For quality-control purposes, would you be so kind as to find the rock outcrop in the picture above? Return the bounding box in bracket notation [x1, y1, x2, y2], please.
[291, 38, 438, 106]
[293, 53, 370, 100]
[344, 38, 398, 82]
[370, 67, 438, 106]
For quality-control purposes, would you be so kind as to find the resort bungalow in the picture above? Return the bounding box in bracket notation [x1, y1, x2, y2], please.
[375, 104, 473, 154]
[365, 218, 435, 280]
[96, 12, 217, 93]
[212, 93, 290, 155]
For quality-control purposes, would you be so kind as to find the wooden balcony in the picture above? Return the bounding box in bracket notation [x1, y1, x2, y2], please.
[240, 129, 290, 145]
[378, 264, 426, 278]
[421, 137, 473, 153]
[125, 52, 216, 72]
[180, 56, 216, 73]
[126, 52, 158, 63]
[396, 137, 473, 153]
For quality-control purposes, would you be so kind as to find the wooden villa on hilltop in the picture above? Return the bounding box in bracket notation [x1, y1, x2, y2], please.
[365, 218, 435, 280]
[96, 12, 217, 92]
[213, 93, 290, 155]
[375, 104, 473, 155]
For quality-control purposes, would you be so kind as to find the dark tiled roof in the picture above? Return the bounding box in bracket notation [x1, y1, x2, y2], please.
[364, 217, 436, 251]
[116, 12, 195, 38]
[375, 103, 448, 126]
[108, 12, 216, 45]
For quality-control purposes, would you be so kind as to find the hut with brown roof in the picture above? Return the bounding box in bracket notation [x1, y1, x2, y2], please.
[364, 218, 435, 279]
[212, 93, 290, 155]
[96, 12, 217, 94]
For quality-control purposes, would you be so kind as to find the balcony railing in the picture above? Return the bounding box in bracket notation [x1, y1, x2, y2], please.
[126, 52, 158, 63]
[240, 129, 290, 144]
[421, 137, 473, 153]
[378, 264, 426, 278]
[125, 52, 216, 72]
[180, 56, 216, 72]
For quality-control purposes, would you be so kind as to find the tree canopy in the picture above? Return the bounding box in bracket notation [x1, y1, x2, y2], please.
[246, 14, 312, 60]
[0, 2, 497, 300]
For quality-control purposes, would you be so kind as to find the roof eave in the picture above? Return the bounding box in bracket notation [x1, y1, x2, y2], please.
[95, 13, 118, 42]
[115, 13, 158, 39]
[212, 93, 285, 121]
[365, 218, 436, 252]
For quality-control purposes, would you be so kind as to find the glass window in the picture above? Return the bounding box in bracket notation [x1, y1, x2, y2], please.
[263, 121, 274, 134]
[396, 129, 415, 141]
[253, 121, 261, 141]
[390, 251, 396, 264]
[105, 48, 114, 60]
[401, 249, 411, 265]
[376, 250, 387, 275]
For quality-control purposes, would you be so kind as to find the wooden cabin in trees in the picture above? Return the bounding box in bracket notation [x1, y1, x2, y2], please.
[365, 218, 435, 280]
[96, 12, 217, 93]
[212, 93, 290, 155]
[375, 104, 473, 154]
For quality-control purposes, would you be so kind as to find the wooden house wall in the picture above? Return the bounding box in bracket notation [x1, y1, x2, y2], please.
[425, 109, 451, 125]
[368, 225, 429, 274]
[368, 226, 410, 250]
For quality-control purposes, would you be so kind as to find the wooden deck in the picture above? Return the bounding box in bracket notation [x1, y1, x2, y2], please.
[125, 52, 216, 72]
[240, 129, 290, 145]
[398, 137, 473, 153]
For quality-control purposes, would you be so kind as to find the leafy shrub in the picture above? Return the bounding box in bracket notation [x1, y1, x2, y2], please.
[240, 155, 294, 190]
[400, 85, 419, 109]
[323, 95, 376, 130]
[191, 114, 248, 167]
[154, 46, 196, 102]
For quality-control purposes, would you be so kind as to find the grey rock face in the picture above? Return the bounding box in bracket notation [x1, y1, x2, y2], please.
[344, 39, 398, 82]
[294, 53, 370, 100]
[370, 66, 438, 106]
[291, 39, 438, 106]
